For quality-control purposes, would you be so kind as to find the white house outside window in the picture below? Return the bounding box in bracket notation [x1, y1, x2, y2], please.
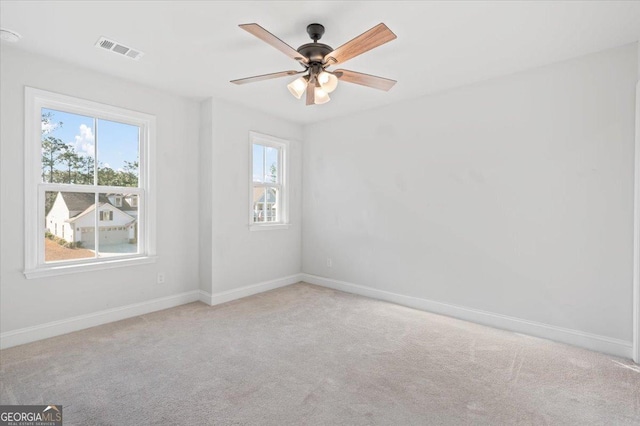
[24, 87, 156, 278]
[250, 132, 289, 230]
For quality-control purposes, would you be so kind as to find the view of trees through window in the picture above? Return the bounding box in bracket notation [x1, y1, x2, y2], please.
[41, 108, 141, 262]
[41, 110, 139, 188]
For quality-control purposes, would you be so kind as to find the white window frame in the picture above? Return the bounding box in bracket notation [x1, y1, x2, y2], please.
[24, 87, 156, 279]
[249, 131, 289, 231]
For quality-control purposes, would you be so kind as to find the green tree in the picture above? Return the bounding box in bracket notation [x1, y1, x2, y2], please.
[121, 160, 139, 187]
[41, 112, 66, 183]
[98, 164, 119, 186]
[79, 155, 95, 184]
[59, 145, 83, 183]
[41, 137, 66, 183]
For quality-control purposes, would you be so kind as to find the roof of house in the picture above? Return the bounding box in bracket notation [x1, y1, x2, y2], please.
[57, 192, 136, 217]
[253, 188, 276, 205]
[59, 192, 107, 213]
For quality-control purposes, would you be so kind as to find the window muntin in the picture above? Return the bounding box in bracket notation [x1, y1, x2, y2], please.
[249, 132, 288, 228]
[25, 88, 156, 277]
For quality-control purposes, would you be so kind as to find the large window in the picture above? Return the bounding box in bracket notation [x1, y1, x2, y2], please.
[24, 88, 156, 278]
[250, 132, 289, 230]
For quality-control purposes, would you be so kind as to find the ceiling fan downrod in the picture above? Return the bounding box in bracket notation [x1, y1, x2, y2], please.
[297, 23, 333, 65]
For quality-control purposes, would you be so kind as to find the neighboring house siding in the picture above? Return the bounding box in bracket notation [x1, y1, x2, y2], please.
[46, 192, 136, 247]
[45, 192, 71, 240]
[72, 204, 135, 248]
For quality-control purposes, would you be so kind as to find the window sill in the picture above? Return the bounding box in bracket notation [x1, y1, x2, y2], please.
[249, 223, 290, 232]
[24, 256, 157, 279]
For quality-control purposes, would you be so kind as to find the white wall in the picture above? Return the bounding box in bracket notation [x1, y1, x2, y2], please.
[199, 99, 303, 295]
[199, 99, 214, 294]
[2, 41, 636, 356]
[0, 47, 200, 335]
[303, 44, 638, 343]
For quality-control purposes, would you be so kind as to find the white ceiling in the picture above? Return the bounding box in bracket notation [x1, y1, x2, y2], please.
[2, 1, 640, 124]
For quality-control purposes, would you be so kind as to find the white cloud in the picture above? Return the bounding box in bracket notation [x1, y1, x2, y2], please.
[74, 124, 95, 157]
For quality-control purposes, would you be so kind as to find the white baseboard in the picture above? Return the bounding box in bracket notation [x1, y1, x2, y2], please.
[1, 274, 303, 351]
[0, 290, 201, 350]
[301, 273, 633, 359]
[4, 273, 630, 360]
[198, 274, 303, 306]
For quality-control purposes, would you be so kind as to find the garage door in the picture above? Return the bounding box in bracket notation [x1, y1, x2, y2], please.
[99, 228, 129, 245]
[80, 228, 95, 249]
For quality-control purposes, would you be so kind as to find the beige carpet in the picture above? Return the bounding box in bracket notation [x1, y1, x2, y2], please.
[1, 283, 639, 425]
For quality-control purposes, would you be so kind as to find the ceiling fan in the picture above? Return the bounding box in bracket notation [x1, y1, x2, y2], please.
[231, 22, 397, 105]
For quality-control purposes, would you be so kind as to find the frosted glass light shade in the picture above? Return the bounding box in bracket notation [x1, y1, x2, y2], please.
[317, 71, 338, 93]
[314, 87, 330, 104]
[287, 77, 307, 99]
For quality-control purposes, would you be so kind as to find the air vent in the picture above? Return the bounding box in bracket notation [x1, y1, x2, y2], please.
[95, 36, 144, 60]
[99, 39, 114, 50]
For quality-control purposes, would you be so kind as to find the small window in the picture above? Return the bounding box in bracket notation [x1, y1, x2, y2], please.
[99, 210, 113, 221]
[113, 196, 123, 207]
[249, 132, 289, 230]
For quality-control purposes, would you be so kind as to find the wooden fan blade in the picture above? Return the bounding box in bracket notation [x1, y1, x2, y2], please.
[239, 23, 308, 64]
[334, 69, 396, 91]
[324, 23, 396, 65]
[305, 78, 315, 106]
[230, 70, 304, 85]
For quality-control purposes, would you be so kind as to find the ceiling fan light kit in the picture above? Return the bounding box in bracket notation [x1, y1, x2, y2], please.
[313, 86, 331, 104]
[287, 75, 308, 99]
[231, 22, 397, 106]
[317, 71, 338, 93]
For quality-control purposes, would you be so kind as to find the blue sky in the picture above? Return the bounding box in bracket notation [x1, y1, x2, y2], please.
[42, 108, 139, 172]
[252, 144, 278, 183]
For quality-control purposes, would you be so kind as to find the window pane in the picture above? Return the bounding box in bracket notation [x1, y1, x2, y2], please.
[97, 119, 140, 187]
[265, 187, 279, 222]
[45, 191, 96, 262]
[98, 192, 139, 257]
[41, 108, 95, 184]
[265, 146, 279, 183]
[252, 144, 264, 183]
[252, 187, 266, 223]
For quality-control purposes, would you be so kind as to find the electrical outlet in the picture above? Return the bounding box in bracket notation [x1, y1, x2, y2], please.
[157, 273, 165, 284]
[326, 258, 332, 268]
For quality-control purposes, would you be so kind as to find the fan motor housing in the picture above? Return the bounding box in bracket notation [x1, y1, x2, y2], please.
[297, 43, 333, 63]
